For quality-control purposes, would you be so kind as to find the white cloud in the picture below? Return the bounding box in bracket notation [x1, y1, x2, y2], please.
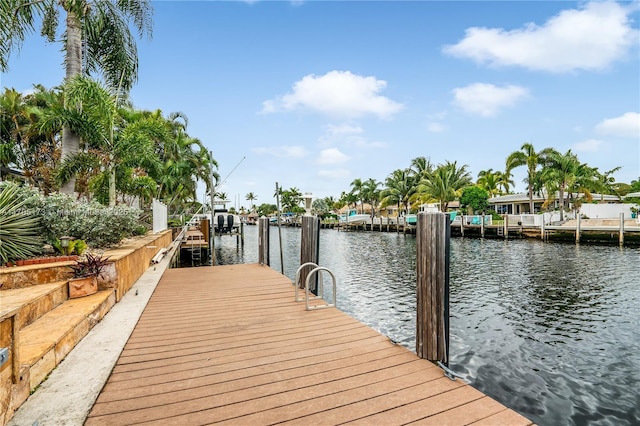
[317, 123, 386, 149]
[326, 123, 364, 137]
[317, 148, 350, 165]
[426, 111, 448, 133]
[452, 83, 529, 117]
[427, 122, 446, 133]
[318, 169, 351, 179]
[318, 123, 363, 145]
[260, 70, 404, 118]
[572, 139, 604, 152]
[595, 112, 640, 138]
[443, 2, 639, 73]
[252, 145, 308, 158]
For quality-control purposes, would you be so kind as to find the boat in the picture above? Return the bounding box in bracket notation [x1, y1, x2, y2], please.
[213, 209, 240, 234]
[405, 209, 456, 226]
[405, 214, 417, 225]
[339, 209, 371, 225]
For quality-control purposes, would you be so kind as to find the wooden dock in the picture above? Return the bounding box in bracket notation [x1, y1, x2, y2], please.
[85, 264, 532, 425]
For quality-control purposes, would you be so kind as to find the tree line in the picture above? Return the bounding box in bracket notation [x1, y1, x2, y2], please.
[0, 81, 217, 213]
[247, 145, 639, 221]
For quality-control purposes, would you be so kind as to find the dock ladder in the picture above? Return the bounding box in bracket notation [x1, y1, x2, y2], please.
[190, 232, 204, 266]
[294, 262, 337, 310]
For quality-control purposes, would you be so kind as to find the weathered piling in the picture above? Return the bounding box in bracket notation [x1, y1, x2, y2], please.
[619, 213, 624, 245]
[503, 214, 509, 240]
[416, 212, 450, 364]
[300, 215, 321, 294]
[258, 216, 269, 266]
[576, 214, 581, 243]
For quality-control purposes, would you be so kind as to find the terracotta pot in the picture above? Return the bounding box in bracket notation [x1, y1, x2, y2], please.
[68, 276, 98, 298]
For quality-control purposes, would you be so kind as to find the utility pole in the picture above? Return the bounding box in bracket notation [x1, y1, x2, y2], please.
[209, 150, 216, 266]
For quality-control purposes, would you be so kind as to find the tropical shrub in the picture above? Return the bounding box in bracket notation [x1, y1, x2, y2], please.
[39, 192, 142, 248]
[69, 253, 110, 279]
[0, 182, 43, 263]
[459, 186, 489, 214]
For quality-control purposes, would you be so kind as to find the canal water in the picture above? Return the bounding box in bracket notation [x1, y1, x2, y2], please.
[214, 225, 640, 426]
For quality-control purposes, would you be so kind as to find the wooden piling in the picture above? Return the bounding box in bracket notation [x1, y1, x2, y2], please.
[300, 215, 320, 294]
[576, 214, 581, 243]
[258, 216, 269, 266]
[503, 215, 509, 240]
[416, 212, 450, 363]
[619, 212, 624, 245]
[460, 215, 465, 237]
[480, 214, 485, 238]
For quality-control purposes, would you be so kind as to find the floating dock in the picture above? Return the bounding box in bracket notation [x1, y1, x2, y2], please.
[85, 264, 532, 425]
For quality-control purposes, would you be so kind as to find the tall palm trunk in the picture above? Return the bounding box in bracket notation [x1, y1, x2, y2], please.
[61, 10, 83, 195]
[559, 185, 566, 221]
[109, 157, 117, 207]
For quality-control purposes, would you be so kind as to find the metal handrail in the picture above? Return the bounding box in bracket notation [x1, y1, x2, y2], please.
[304, 267, 336, 311]
[294, 262, 319, 302]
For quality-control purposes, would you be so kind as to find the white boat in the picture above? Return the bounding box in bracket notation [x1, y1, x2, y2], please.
[339, 209, 370, 225]
[213, 209, 240, 234]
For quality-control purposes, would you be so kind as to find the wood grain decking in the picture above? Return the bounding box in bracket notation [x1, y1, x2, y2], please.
[86, 264, 532, 425]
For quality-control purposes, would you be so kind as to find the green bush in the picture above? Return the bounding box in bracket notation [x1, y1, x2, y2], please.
[133, 225, 148, 236]
[39, 193, 142, 248]
[167, 218, 182, 227]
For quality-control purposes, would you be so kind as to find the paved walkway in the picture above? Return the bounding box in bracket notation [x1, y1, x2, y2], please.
[7, 246, 175, 426]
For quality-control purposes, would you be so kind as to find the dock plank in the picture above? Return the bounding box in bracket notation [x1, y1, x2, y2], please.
[85, 264, 532, 426]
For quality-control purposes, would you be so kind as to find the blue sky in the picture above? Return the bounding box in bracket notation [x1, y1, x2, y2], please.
[2, 1, 639, 209]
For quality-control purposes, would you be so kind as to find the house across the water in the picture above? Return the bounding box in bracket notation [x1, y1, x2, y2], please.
[488, 192, 621, 215]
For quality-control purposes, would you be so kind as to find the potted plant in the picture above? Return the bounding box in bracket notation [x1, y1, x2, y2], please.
[68, 253, 110, 298]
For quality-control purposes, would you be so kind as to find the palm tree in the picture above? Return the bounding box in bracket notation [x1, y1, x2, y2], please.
[380, 169, 416, 216]
[361, 178, 381, 219]
[594, 167, 622, 201]
[280, 187, 303, 213]
[245, 192, 257, 211]
[154, 113, 217, 210]
[350, 178, 365, 213]
[541, 149, 595, 220]
[339, 191, 358, 211]
[476, 169, 501, 197]
[2, 0, 153, 194]
[417, 161, 472, 212]
[1, 85, 63, 191]
[410, 156, 433, 180]
[506, 142, 555, 213]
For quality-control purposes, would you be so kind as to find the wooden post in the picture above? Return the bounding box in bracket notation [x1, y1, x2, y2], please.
[209, 150, 216, 266]
[576, 214, 581, 243]
[258, 216, 269, 266]
[460, 215, 464, 237]
[619, 212, 624, 245]
[541, 215, 545, 240]
[503, 215, 509, 240]
[200, 219, 209, 243]
[300, 215, 320, 294]
[416, 212, 450, 364]
[480, 214, 485, 238]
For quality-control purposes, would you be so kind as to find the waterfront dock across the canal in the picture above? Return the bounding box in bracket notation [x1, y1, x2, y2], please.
[83, 263, 532, 425]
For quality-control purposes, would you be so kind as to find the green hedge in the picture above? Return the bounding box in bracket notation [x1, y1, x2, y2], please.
[2, 183, 142, 250]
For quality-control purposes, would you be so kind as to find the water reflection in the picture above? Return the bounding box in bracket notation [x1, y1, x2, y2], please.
[213, 226, 640, 425]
